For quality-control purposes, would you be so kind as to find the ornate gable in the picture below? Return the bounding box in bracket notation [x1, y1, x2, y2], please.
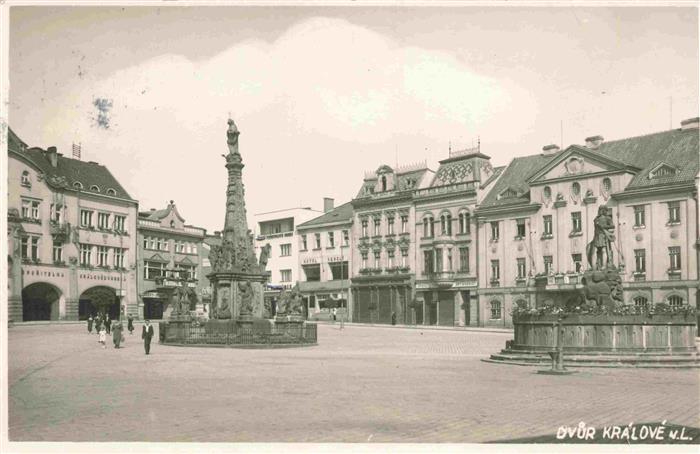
[528, 146, 635, 184]
[648, 162, 679, 179]
[433, 161, 475, 186]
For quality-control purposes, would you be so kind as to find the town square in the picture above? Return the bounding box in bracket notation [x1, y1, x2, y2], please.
[2, 2, 700, 451]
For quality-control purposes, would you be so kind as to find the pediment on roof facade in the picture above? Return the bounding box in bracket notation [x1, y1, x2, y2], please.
[528, 146, 634, 184]
[433, 161, 475, 186]
[497, 186, 521, 200]
[145, 253, 169, 263]
[648, 162, 679, 179]
[176, 256, 195, 265]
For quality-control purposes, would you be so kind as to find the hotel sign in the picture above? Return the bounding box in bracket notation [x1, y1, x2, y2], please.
[452, 281, 477, 289]
[327, 256, 346, 263]
[302, 258, 319, 264]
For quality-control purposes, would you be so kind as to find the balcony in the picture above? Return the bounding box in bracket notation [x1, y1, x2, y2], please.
[50, 221, 71, 243]
[155, 276, 198, 288]
[257, 231, 293, 240]
[425, 271, 455, 282]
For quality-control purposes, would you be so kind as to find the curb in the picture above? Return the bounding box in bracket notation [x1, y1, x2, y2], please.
[310, 320, 513, 334]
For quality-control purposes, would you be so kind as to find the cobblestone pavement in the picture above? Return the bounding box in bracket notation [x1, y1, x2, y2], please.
[8, 323, 700, 443]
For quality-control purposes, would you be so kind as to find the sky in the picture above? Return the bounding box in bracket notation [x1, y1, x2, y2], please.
[8, 5, 699, 233]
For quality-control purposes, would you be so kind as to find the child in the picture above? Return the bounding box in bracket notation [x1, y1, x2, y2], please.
[99, 327, 107, 349]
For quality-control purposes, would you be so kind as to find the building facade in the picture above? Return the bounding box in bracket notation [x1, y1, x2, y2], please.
[8, 128, 139, 321]
[253, 205, 323, 316]
[413, 146, 503, 326]
[296, 201, 353, 320]
[350, 163, 433, 324]
[476, 118, 700, 327]
[136, 202, 207, 320]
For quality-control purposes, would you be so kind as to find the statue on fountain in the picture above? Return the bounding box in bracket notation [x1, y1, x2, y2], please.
[581, 205, 623, 311]
[586, 205, 615, 270]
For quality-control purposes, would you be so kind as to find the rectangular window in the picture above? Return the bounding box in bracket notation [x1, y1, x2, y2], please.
[97, 246, 109, 267]
[161, 238, 169, 251]
[544, 255, 553, 274]
[373, 219, 380, 236]
[401, 215, 408, 233]
[342, 230, 349, 246]
[113, 215, 126, 232]
[517, 258, 526, 279]
[373, 250, 381, 268]
[361, 251, 368, 269]
[516, 219, 526, 238]
[669, 246, 681, 270]
[361, 220, 368, 237]
[634, 249, 646, 273]
[314, 233, 321, 249]
[80, 209, 93, 227]
[114, 248, 125, 268]
[21, 237, 29, 258]
[668, 202, 681, 223]
[490, 222, 500, 241]
[31, 237, 39, 260]
[633, 205, 645, 227]
[50, 203, 63, 223]
[387, 249, 395, 268]
[459, 247, 470, 273]
[80, 244, 92, 266]
[303, 264, 321, 282]
[280, 243, 291, 256]
[434, 248, 443, 273]
[490, 260, 500, 281]
[53, 241, 63, 263]
[572, 253, 582, 273]
[30, 200, 40, 219]
[490, 301, 502, 320]
[280, 269, 292, 282]
[543, 215, 553, 236]
[387, 217, 394, 235]
[301, 234, 307, 251]
[176, 264, 197, 280]
[21, 200, 31, 218]
[446, 248, 452, 271]
[329, 262, 349, 280]
[571, 212, 582, 233]
[328, 232, 335, 248]
[144, 261, 166, 280]
[424, 250, 433, 275]
[401, 249, 408, 268]
[97, 212, 110, 230]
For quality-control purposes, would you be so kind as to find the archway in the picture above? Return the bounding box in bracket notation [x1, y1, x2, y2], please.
[79, 286, 119, 320]
[22, 283, 61, 321]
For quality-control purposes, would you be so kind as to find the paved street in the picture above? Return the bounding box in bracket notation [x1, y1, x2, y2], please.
[8, 322, 700, 443]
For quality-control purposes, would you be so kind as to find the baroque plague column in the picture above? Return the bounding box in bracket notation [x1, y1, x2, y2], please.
[207, 119, 267, 323]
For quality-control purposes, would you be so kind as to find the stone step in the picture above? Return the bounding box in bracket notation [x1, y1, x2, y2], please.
[486, 352, 700, 368]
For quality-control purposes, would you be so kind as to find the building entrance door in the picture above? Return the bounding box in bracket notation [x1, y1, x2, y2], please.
[461, 290, 470, 326]
[22, 283, 61, 321]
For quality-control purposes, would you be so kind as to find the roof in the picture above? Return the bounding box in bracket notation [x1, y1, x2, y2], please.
[138, 202, 186, 222]
[8, 127, 133, 200]
[481, 165, 505, 189]
[595, 128, 699, 190]
[297, 202, 353, 229]
[480, 153, 559, 209]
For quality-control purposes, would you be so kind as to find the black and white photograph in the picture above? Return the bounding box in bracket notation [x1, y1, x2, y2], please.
[2, 1, 699, 452]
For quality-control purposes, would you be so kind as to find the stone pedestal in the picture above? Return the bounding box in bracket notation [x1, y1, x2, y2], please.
[164, 317, 191, 343]
[235, 314, 255, 331]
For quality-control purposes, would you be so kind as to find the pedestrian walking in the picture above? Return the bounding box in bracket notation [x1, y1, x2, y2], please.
[98, 327, 107, 348]
[87, 315, 94, 334]
[95, 315, 102, 337]
[142, 319, 154, 355]
[112, 319, 124, 348]
[391, 311, 397, 326]
[127, 314, 134, 335]
[105, 315, 111, 334]
[332, 307, 337, 322]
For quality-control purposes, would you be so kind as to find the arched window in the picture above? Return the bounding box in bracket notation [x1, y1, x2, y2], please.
[429, 217, 435, 237]
[667, 295, 684, 307]
[602, 178, 612, 192]
[90, 185, 100, 192]
[73, 181, 83, 189]
[21, 171, 30, 186]
[446, 214, 452, 235]
[571, 182, 581, 197]
[381, 176, 387, 192]
[423, 218, 429, 238]
[440, 215, 447, 235]
[106, 188, 117, 196]
[490, 300, 502, 320]
[633, 296, 649, 308]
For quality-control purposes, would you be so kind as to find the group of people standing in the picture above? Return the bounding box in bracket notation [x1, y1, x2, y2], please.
[86, 314, 154, 354]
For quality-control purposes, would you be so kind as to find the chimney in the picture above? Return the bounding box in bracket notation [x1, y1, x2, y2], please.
[585, 135, 604, 149]
[542, 144, 560, 155]
[323, 197, 334, 213]
[681, 117, 699, 130]
[46, 146, 58, 167]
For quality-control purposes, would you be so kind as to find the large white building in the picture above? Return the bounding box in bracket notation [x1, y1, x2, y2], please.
[7, 127, 139, 321]
[252, 202, 326, 315]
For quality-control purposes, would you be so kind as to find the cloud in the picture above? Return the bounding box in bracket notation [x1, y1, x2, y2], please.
[41, 16, 537, 231]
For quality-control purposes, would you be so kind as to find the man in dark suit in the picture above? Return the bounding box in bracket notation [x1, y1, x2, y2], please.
[142, 319, 155, 355]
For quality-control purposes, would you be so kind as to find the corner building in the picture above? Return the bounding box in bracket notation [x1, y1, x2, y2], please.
[7, 128, 138, 321]
[476, 118, 700, 327]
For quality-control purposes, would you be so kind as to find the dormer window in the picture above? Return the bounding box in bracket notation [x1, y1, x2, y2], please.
[499, 187, 518, 199]
[73, 181, 83, 189]
[90, 185, 100, 192]
[649, 163, 678, 179]
[381, 176, 387, 192]
[21, 171, 31, 187]
[106, 188, 117, 196]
